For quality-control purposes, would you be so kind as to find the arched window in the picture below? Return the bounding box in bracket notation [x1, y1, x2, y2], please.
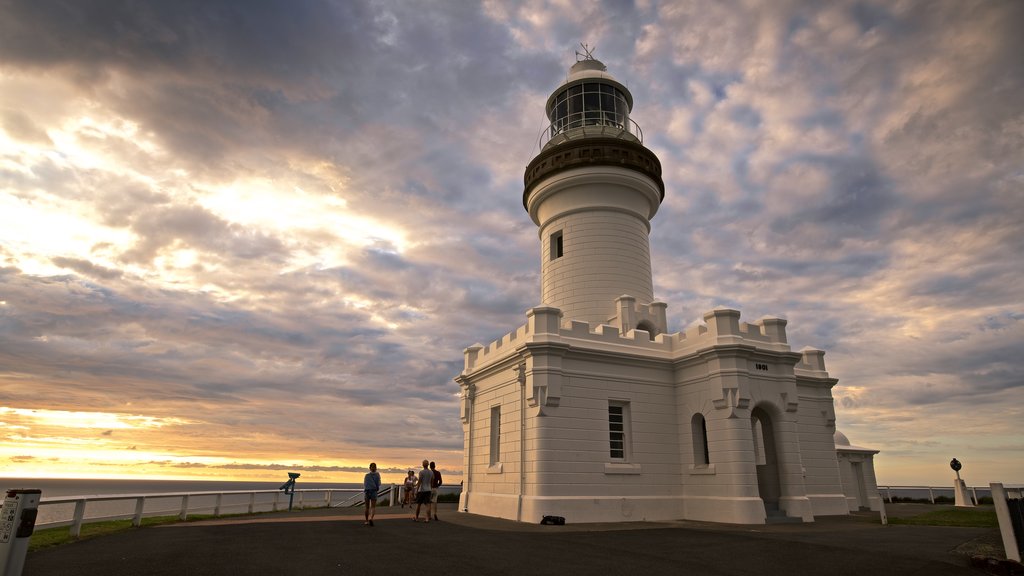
[691, 413, 710, 466]
[752, 417, 766, 466]
[636, 320, 657, 340]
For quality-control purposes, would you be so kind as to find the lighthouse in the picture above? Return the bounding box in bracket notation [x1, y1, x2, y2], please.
[524, 54, 665, 330]
[456, 52, 869, 525]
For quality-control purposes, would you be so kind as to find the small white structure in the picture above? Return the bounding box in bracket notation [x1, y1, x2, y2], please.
[456, 56, 856, 524]
[834, 430, 882, 511]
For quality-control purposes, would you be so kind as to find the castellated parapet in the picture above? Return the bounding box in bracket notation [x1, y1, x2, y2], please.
[463, 306, 810, 374]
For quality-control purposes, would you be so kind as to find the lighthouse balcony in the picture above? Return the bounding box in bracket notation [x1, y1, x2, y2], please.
[539, 113, 644, 150]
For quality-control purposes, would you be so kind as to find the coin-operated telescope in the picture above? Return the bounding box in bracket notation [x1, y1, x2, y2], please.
[280, 473, 300, 511]
[950, 458, 974, 507]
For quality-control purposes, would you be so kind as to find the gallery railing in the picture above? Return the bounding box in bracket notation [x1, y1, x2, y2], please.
[538, 113, 644, 149]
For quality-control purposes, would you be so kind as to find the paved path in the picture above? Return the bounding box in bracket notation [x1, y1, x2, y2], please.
[25, 504, 995, 575]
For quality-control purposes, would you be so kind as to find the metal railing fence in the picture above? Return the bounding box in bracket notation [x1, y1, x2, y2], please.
[876, 484, 1023, 505]
[37, 484, 398, 537]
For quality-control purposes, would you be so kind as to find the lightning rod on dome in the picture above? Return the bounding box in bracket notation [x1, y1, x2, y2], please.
[575, 42, 596, 61]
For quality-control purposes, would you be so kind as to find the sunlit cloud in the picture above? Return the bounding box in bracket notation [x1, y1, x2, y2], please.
[0, 407, 188, 430]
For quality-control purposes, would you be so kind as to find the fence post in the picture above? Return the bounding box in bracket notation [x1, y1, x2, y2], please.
[273, 492, 280, 512]
[971, 486, 978, 505]
[298, 491, 304, 509]
[179, 495, 190, 521]
[132, 497, 145, 527]
[928, 487, 934, 503]
[990, 483, 1022, 562]
[214, 494, 223, 517]
[390, 484, 396, 507]
[248, 493, 255, 514]
[70, 499, 86, 538]
[886, 488, 892, 503]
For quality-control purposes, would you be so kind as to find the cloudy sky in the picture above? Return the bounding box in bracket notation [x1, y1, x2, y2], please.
[0, 0, 1021, 487]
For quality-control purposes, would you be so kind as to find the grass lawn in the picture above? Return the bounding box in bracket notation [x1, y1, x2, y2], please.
[889, 507, 999, 528]
[29, 515, 222, 552]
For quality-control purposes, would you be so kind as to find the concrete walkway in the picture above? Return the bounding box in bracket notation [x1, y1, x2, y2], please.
[25, 504, 996, 575]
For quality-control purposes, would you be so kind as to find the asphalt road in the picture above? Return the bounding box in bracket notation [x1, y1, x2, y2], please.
[24, 504, 995, 575]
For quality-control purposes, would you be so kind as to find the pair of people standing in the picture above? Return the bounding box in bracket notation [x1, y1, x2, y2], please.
[413, 459, 442, 522]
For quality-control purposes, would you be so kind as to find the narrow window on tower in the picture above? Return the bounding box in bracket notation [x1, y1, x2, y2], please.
[550, 230, 564, 260]
[752, 418, 766, 466]
[489, 406, 501, 465]
[608, 401, 630, 460]
[692, 413, 710, 466]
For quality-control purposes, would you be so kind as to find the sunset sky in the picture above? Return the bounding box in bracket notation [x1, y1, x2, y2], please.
[1, 0, 1022, 487]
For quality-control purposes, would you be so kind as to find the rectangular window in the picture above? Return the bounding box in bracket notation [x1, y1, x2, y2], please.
[489, 406, 501, 465]
[550, 230, 563, 260]
[608, 402, 629, 460]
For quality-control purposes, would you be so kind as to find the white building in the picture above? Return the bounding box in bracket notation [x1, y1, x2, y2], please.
[456, 56, 868, 524]
[834, 430, 883, 512]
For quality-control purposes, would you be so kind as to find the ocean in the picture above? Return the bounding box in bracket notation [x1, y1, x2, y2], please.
[1, 477, 460, 528]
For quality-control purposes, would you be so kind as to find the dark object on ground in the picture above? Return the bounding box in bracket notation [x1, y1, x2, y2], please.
[970, 555, 1024, 575]
[540, 515, 565, 525]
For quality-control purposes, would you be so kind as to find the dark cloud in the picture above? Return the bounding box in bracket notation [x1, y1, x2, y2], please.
[118, 203, 288, 264]
[51, 256, 122, 280]
[0, 108, 52, 144]
[159, 461, 460, 475]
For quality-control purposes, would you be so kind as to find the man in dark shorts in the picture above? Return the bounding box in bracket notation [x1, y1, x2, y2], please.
[363, 462, 381, 526]
[413, 459, 433, 523]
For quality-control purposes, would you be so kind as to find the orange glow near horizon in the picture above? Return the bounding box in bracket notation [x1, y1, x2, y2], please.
[0, 405, 454, 485]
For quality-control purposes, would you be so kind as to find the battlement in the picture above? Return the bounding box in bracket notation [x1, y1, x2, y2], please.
[463, 306, 796, 373]
[794, 346, 830, 377]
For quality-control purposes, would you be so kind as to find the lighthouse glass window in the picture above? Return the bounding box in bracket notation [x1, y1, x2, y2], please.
[550, 83, 628, 136]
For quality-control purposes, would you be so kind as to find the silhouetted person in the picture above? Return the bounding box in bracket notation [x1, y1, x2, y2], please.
[363, 462, 381, 526]
[402, 470, 416, 508]
[413, 459, 433, 522]
[429, 461, 443, 521]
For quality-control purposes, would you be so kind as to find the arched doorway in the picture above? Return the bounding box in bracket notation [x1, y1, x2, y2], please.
[751, 406, 782, 514]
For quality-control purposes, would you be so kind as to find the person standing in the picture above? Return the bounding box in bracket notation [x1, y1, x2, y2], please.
[429, 461, 443, 521]
[402, 470, 416, 508]
[413, 459, 433, 523]
[363, 462, 381, 526]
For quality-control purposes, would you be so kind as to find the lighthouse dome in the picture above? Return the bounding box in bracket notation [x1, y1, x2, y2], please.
[834, 430, 851, 446]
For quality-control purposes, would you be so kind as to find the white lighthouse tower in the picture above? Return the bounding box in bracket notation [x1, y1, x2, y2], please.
[456, 52, 860, 525]
[525, 53, 665, 331]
